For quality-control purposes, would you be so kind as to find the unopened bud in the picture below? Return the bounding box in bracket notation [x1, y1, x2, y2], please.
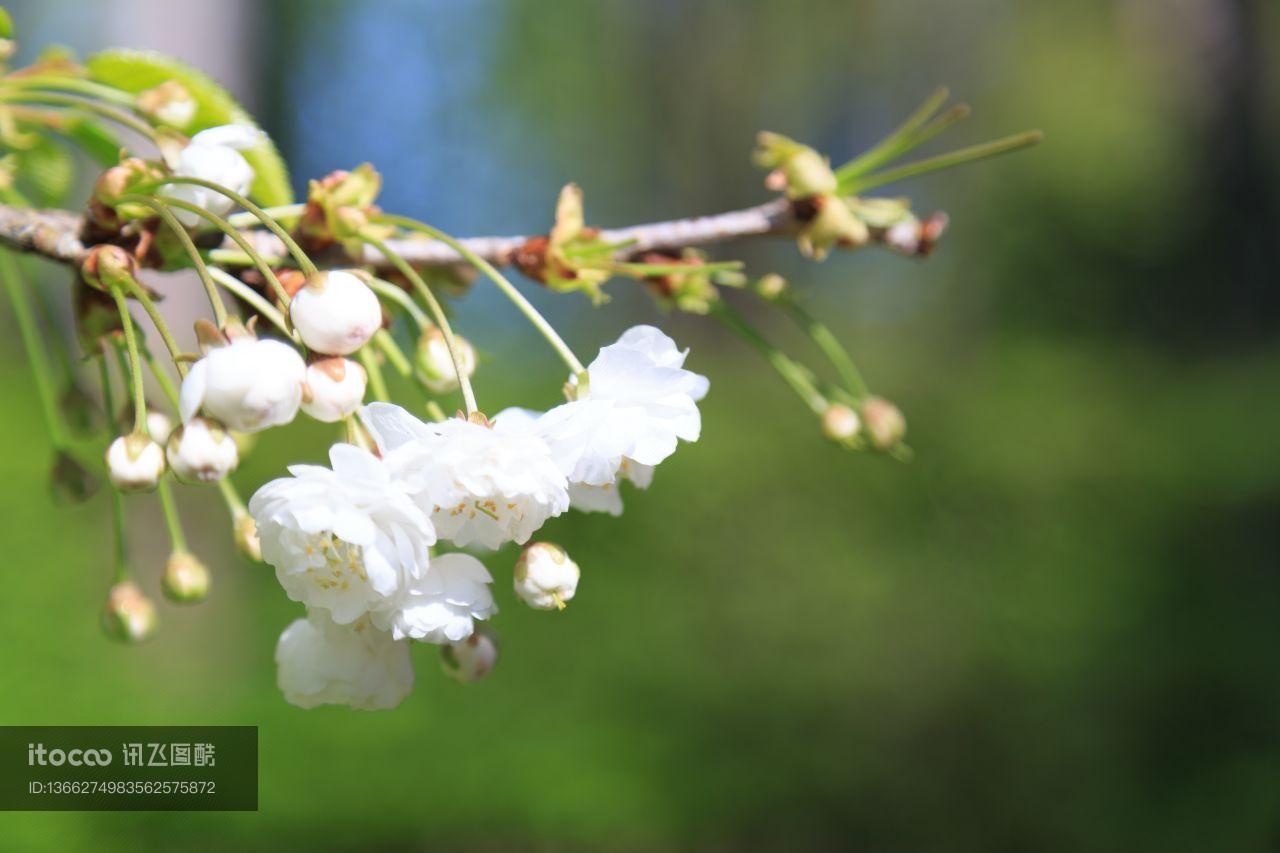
[860, 396, 906, 451]
[166, 417, 238, 484]
[145, 409, 174, 444]
[756, 273, 788, 301]
[301, 357, 367, 422]
[162, 551, 210, 603]
[440, 625, 499, 683]
[289, 270, 382, 356]
[234, 510, 262, 562]
[416, 327, 477, 394]
[102, 581, 157, 643]
[798, 196, 870, 260]
[105, 433, 165, 492]
[514, 542, 580, 611]
[820, 403, 861, 444]
[136, 80, 196, 129]
[80, 244, 139, 292]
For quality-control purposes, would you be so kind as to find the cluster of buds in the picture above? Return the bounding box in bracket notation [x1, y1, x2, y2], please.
[297, 164, 387, 254]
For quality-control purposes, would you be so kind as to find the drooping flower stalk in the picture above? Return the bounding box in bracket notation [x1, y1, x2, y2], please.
[156, 476, 187, 553]
[106, 285, 149, 435]
[0, 88, 160, 145]
[205, 266, 292, 337]
[375, 213, 588, 378]
[96, 346, 130, 585]
[709, 300, 828, 415]
[0, 251, 68, 448]
[357, 348, 390, 403]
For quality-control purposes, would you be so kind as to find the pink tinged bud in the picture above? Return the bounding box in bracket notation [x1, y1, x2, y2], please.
[102, 582, 157, 643]
[300, 358, 367, 422]
[105, 433, 165, 492]
[860, 396, 907, 451]
[416, 328, 477, 394]
[289, 270, 382, 356]
[441, 626, 499, 683]
[162, 551, 210, 603]
[166, 417, 238, 484]
[820, 403, 861, 443]
[514, 542, 580, 611]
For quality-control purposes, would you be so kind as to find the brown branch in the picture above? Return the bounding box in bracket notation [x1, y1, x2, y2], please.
[0, 197, 931, 272]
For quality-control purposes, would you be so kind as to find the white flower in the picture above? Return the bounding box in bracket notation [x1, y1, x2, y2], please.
[180, 337, 305, 433]
[362, 403, 569, 550]
[166, 124, 264, 226]
[166, 417, 239, 484]
[441, 626, 499, 683]
[105, 433, 165, 492]
[416, 327, 477, 394]
[145, 410, 174, 444]
[514, 542, 580, 610]
[301, 357, 367, 422]
[384, 552, 497, 643]
[275, 610, 413, 711]
[249, 443, 435, 625]
[289, 271, 382, 356]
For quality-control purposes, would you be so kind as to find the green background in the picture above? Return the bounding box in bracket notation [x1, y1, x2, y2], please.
[0, 0, 1278, 849]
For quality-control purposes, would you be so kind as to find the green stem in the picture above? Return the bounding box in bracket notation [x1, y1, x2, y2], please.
[711, 300, 828, 414]
[367, 277, 430, 329]
[141, 346, 181, 411]
[372, 329, 412, 376]
[116, 274, 186, 375]
[156, 477, 187, 552]
[0, 251, 68, 446]
[375, 213, 587, 377]
[0, 76, 136, 106]
[781, 299, 870, 400]
[227, 203, 306, 229]
[98, 348, 129, 582]
[142, 178, 316, 276]
[205, 266, 292, 337]
[361, 233, 477, 415]
[843, 131, 1044, 194]
[612, 260, 744, 277]
[0, 89, 159, 145]
[358, 347, 390, 403]
[107, 285, 149, 434]
[117, 194, 228, 326]
[154, 194, 292, 306]
[217, 477, 247, 515]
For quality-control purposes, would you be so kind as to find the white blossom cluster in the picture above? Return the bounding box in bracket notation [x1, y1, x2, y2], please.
[249, 326, 708, 710]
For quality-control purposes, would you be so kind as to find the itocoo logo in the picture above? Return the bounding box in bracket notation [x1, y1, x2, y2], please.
[27, 743, 112, 766]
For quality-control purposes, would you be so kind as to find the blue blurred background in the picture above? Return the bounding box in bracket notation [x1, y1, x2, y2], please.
[1, 0, 1278, 849]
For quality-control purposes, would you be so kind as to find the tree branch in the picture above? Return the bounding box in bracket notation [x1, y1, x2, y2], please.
[0, 197, 926, 273]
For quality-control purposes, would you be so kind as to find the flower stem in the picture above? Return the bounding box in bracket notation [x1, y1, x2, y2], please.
[710, 300, 828, 414]
[361, 233, 477, 416]
[0, 76, 136, 106]
[143, 178, 317, 276]
[205, 266, 292, 337]
[779, 298, 870, 401]
[107, 285, 149, 434]
[117, 194, 228, 327]
[217, 477, 247, 515]
[97, 348, 130, 582]
[140, 346, 181, 411]
[0, 251, 68, 447]
[375, 213, 587, 377]
[154, 194, 292, 306]
[0, 89, 160, 145]
[227, 203, 305, 229]
[116, 274, 187, 376]
[358, 348, 390, 403]
[156, 477, 187, 552]
[367, 277, 430, 329]
[835, 87, 951, 184]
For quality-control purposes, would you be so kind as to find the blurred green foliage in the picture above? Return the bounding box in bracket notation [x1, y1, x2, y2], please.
[0, 0, 1278, 849]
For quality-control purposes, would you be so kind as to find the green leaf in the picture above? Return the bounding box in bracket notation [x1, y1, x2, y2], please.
[17, 138, 74, 205]
[60, 118, 121, 167]
[85, 49, 293, 205]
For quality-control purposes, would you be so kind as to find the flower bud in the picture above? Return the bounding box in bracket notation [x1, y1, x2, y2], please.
[820, 403, 861, 444]
[797, 196, 870, 260]
[179, 336, 305, 433]
[860, 396, 907, 451]
[440, 626, 499, 683]
[755, 273, 788, 301]
[136, 80, 196, 130]
[145, 410, 174, 445]
[105, 433, 165, 492]
[233, 510, 262, 562]
[80, 244, 139, 292]
[101, 581, 157, 643]
[301, 357, 367, 422]
[513, 542, 580, 611]
[753, 132, 837, 197]
[161, 551, 210, 603]
[166, 417, 238, 484]
[416, 327, 477, 394]
[289, 270, 382, 356]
